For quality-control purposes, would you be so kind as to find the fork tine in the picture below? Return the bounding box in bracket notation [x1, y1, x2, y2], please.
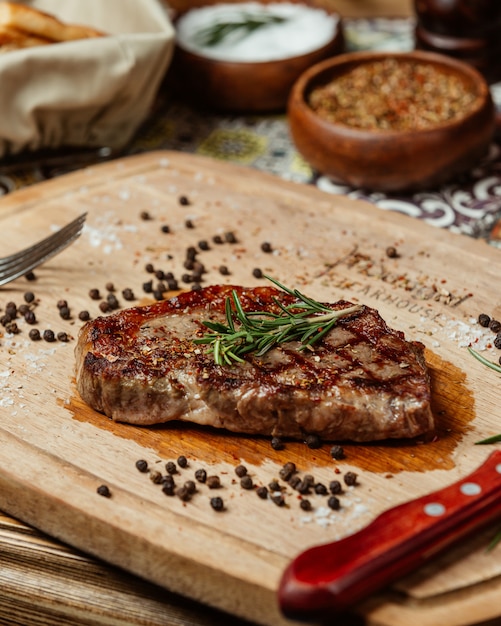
[0, 213, 87, 286]
[0, 213, 87, 270]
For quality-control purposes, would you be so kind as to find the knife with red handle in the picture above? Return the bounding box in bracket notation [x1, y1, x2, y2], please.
[279, 450, 501, 620]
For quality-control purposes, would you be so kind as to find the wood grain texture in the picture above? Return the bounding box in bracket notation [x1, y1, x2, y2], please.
[0, 151, 500, 626]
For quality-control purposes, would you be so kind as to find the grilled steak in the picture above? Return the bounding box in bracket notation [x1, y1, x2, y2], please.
[75, 284, 434, 442]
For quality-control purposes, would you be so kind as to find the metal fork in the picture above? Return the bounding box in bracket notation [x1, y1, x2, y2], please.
[0, 212, 87, 287]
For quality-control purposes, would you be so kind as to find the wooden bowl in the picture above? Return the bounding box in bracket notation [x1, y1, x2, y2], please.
[171, 2, 344, 113]
[287, 51, 496, 192]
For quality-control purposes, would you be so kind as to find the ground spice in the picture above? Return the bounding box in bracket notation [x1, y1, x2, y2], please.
[309, 58, 479, 131]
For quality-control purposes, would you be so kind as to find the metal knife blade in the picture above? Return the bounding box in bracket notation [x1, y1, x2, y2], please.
[279, 450, 501, 621]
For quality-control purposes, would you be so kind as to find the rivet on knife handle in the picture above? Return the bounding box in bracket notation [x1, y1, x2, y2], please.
[278, 450, 501, 620]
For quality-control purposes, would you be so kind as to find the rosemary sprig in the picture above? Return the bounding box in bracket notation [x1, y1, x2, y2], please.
[193, 13, 287, 48]
[487, 527, 501, 552]
[468, 346, 501, 374]
[467, 347, 501, 444]
[194, 276, 362, 366]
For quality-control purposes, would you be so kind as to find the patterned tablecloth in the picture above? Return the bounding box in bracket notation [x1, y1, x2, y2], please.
[2, 18, 501, 243]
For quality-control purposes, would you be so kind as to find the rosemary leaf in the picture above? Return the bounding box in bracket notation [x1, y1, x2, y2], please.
[475, 433, 501, 445]
[467, 347, 501, 373]
[487, 527, 501, 552]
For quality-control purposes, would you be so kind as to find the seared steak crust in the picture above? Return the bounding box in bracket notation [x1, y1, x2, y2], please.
[75, 285, 434, 441]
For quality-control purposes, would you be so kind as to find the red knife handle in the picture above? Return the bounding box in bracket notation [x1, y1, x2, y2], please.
[279, 450, 501, 620]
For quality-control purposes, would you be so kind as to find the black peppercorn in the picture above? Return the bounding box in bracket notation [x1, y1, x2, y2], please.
[161, 225, 171, 234]
[296, 480, 311, 495]
[300, 499, 312, 511]
[240, 475, 253, 490]
[329, 444, 345, 460]
[176, 486, 192, 501]
[57, 332, 69, 342]
[327, 495, 340, 510]
[184, 480, 197, 495]
[225, 232, 237, 243]
[166, 461, 178, 475]
[489, 319, 501, 333]
[206, 475, 221, 489]
[179, 195, 190, 206]
[314, 483, 328, 495]
[99, 301, 111, 313]
[149, 470, 163, 484]
[25, 271, 36, 281]
[185, 219, 194, 229]
[344, 471, 358, 486]
[261, 242, 272, 253]
[29, 328, 41, 341]
[385, 246, 399, 258]
[219, 265, 230, 276]
[145, 263, 155, 273]
[210, 496, 224, 511]
[329, 480, 342, 495]
[279, 462, 296, 481]
[268, 480, 281, 492]
[271, 436, 285, 450]
[142, 280, 153, 294]
[256, 486, 268, 499]
[195, 468, 207, 483]
[212, 234, 223, 245]
[122, 288, 135, 301]
[198, 240, 210, 251]
[494, 334, 501, 349]
[59, 306, 71, 320]
[97, 485, 111, 498]
[162, 475, 176, 490]
[235, 464, 247, 477]
[305, 434, 322, 449]
[271, 494, 285, 507]
[89, 288, 101, 300]
[478, 313, 490, 327]
[177, 455, 188, 468]
[24, 310, 37, 324]
[43, 329, 56, 342]
[24, 291, 35, 303]
[135, 459, 148, 473]
[252, 268, 263, 279]
[78, 310, 90, 321]
[162, 481, 175, 496]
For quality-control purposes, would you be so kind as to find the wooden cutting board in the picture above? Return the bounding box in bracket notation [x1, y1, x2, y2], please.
[0, 151, 500, 626]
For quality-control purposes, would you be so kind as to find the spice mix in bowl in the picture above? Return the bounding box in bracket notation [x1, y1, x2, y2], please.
[287, 50, 496, 192]
[170, 1, 344, 113]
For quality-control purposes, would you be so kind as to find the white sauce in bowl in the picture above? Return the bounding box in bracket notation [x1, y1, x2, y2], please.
[176, 2, 339, 62]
